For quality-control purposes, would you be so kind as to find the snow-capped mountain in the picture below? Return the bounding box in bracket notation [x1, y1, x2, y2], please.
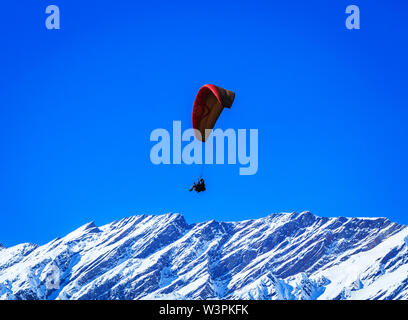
[1, 212, 408, 300]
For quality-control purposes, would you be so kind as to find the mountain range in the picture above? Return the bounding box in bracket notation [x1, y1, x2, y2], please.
[1, 211, 408, 300]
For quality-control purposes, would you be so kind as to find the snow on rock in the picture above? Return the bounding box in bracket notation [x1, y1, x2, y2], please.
[0, 212, 407, 300]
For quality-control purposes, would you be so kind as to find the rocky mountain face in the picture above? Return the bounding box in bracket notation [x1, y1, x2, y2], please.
[1, 212, 408, 300]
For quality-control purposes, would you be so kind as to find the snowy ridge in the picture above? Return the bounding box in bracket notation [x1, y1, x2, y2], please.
[0, 212, 407, 300]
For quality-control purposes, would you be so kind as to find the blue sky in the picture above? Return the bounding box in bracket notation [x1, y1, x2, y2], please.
[0, 1, 407, 246]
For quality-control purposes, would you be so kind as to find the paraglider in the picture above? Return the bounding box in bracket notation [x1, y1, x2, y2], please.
[189, 84, 235, 192]
[189, 178, 206, 193]
[192, 84, 235, 142]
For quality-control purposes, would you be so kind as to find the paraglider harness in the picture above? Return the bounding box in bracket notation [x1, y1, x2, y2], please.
[189, 178, 206, 193]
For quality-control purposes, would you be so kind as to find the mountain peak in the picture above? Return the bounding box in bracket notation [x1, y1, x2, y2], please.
[0, 212, 407, 300]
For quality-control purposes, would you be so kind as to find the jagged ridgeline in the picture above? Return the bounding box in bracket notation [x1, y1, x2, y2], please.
[0, 212, 408, 300]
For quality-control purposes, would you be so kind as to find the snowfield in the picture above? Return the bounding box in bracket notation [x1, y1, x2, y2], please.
[0, 212, 407, 300]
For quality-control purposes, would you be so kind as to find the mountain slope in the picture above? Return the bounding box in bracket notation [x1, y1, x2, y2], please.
[0, 212, 407, 300]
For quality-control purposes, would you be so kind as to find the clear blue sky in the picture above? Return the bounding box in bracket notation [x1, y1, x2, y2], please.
[0, 1, 407, 246]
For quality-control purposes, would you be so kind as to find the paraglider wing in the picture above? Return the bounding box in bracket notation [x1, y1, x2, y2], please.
[192, 84, 235, 142]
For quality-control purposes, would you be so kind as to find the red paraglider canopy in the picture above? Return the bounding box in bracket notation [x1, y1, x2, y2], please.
[192, 84, 235, 142]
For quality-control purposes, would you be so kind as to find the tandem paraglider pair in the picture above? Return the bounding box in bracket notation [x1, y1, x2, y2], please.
[189, 84, 235, 193]
[189, 178, 206, 193]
